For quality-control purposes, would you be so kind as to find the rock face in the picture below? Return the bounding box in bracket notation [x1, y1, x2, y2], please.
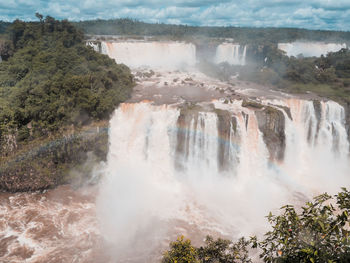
[216, 110, 238, 172]
[344, 103, 350, 144]
[255, 106, 286, 161]
[0, 124, 108, 192]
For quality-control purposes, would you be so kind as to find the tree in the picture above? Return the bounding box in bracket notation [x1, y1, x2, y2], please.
[198, 236, 252, 263]
[35, 12, 43, 22]
[255, 188, 350, 263]
[162, 235, 199, 263]
[164, 189, 350, 263]
[0, 15, 134, 144]
[162, 235, 252, 263]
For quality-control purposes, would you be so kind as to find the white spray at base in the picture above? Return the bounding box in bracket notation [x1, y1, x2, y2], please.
[97, 99, 349, 260]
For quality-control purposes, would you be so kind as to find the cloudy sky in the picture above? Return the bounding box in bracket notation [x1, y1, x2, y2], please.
[0, 0, 349, 30]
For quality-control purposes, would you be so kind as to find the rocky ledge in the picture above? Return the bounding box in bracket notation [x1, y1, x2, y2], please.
[0, 122, 108, 192]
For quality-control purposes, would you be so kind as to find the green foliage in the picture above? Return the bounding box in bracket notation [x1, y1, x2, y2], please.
[162, 235, 199, 263]
[75, 19, 350, 45]
[162, 235, 252, 263]
[257, 189, 350, 263]
[237, 47, 350, 105]
[165, 189, 350, 263]
[197, 236, 252, 263]
[0, 16, 134, 146]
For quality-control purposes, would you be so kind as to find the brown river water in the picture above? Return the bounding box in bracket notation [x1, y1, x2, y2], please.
[0, 185, 111, 263]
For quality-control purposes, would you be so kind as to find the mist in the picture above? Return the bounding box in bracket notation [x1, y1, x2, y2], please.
[95, 98, 350, 261]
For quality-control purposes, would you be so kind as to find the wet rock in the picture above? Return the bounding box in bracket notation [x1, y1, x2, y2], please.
[0, 125, 109, 192]
[255, 106, 286, 161]
[313, 100, 322, 140]
[343, 102, 350, 149]
[216, 110, 238, 172]
[242, 100, 264, 109]
[174, 109, 198, 171]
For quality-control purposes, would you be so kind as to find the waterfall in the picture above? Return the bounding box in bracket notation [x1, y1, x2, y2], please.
[214, 43, 247, 65]
[100, 41, 197, 69]
[278, 42, 347, 57]
[86, 41, 100, 52]
[97, 99, 350, 259]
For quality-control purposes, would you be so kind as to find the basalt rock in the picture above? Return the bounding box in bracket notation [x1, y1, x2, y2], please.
[313, 100, 322, 141]
[255, 106, 286, 161]
[216, 109, 238, 172]
[343, 102, 350, 150]
[0, 124, 108, 192]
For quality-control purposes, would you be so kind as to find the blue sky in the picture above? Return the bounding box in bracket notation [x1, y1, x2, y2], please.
[0, 0, 349, 31]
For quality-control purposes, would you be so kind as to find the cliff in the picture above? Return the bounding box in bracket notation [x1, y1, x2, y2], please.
[0, 122, 108, 192]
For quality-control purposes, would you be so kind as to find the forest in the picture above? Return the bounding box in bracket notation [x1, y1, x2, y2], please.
[74, 18, 350, 45]
[197, 45, 350, 106]
[0, 16, 134, 145]
[244, 47, 350, 105]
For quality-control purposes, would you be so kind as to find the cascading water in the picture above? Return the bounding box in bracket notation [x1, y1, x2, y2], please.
[97, 98, 350, 260]
[86, 41, 100, 52]
[214, 43, 247, 65]
[278, 42, 347, 57]
[3, 38, 350, 263]
[281, 99, 350, 194]
[100, 41, 197, 69]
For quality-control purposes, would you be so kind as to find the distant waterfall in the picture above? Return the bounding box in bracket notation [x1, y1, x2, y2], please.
[278, 42, 347, 57]
[214, 43, 247, 65]
[100, 41, 197, 69]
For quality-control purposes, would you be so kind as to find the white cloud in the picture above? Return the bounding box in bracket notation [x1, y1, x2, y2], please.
[0, 0, 349, 31]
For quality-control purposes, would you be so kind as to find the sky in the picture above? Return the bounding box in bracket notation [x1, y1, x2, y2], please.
[0, 0, 349, 31]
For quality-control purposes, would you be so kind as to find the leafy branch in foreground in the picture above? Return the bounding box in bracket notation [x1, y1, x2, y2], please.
[163, 188, 350, 263]
[257, 188, 350, 263]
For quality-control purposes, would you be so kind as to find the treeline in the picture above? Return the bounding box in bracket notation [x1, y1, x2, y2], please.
[163, 189, 350, 263]
[240, 48, 350, 104]
[74, 18, 350, 44]
[197, 46, 350, 105]
[0, 21, 10, 35]
[0, 15, 134, 145]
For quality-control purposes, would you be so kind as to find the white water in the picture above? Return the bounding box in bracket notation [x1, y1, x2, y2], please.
[86, 41, 100, 52]
[282, 99, 350, 194]
[97, 99, 350, 260]
[215, 43, 247, 65]
[278, 42, 347, 57]
[101, 41, 197, 69]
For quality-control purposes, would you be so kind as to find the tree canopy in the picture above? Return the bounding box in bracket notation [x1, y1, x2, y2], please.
[75, 19, 350, 45]
[0, 15, 134, 144]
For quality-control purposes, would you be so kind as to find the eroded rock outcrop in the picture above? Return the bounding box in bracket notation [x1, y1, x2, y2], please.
[255, 106, 286, 161]
[216, 109, 238, 172]
[0, 124, 108, 192]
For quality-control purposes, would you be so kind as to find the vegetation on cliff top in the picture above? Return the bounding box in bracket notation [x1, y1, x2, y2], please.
[163, 188, 350, 263]
[0, 15, 134, 146]
[240, 47, 350, 105]
[199, 45, 350, 106]
[74, 18, 350, 45]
